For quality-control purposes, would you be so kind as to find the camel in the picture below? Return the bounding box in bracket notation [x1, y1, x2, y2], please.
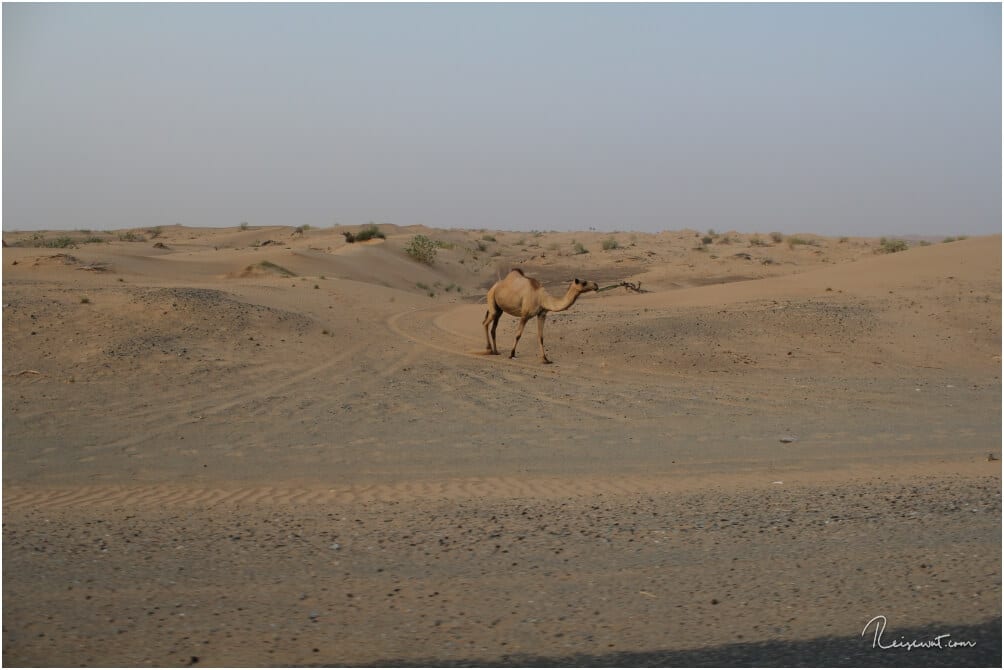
[482, 269, 598, 363]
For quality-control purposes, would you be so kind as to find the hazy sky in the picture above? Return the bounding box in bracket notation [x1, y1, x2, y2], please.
[3, 2, 1001, 235]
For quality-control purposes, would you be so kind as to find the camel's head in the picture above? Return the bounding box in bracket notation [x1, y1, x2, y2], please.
[572, 278, 599, 294]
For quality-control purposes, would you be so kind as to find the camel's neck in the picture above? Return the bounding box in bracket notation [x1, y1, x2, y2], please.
[541, 285, 581, 313]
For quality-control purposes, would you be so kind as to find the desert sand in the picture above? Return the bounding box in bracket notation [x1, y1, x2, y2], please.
[2, 224, 1001, 666]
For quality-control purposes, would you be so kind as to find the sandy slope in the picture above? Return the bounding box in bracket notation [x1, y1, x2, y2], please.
[2, 225, 1001, 666]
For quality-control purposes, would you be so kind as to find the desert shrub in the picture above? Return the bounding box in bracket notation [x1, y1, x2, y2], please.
[476, 241, 487, 252]
[572, 241, 589, 255]
[787, 237, 810, 249]
[19, 234, 69, 248]
[118, 231, 146, 242]
[43, 236, 77, 248]
[878, 238, 908, 254]
[749, 236, 767, 247]
[482, 234, 496, 242]
[240, 222, 250, 231]
[355, 224, 385, 241]
[405, 235, 437, 264]
[601, 237, 620, 250]
[769, 231, 784, 243]
[14, 233, 88, 248]
[258, 260, 296, 276]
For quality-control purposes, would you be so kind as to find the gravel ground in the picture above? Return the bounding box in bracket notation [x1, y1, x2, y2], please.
[4, 475, 999, 667]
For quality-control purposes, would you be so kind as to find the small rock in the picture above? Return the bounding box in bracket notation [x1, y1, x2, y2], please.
[779, 436, 797, 444]
[330, 542, 341, 550]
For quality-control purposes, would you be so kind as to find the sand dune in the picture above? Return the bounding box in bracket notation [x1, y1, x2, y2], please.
[3, 224, 1000, 666]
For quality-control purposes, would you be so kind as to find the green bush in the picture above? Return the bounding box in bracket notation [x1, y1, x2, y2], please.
[878, 238, 908, 254]
[43, 236, 77, 248]
[601, 237, 619, 250]
[355, 224, 385, 241]
[405, 235, 437, 264]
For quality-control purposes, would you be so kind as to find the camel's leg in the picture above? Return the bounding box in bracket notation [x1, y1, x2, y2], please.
[482, 309, 497, 354]
[490, 313, 502, 354]
[536, 313, 552, 364]
[482, 297, 501, 355]
[509, 316, 530, 359]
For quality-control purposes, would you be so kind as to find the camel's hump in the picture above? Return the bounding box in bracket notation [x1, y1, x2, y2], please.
[506, 268, 541, 289]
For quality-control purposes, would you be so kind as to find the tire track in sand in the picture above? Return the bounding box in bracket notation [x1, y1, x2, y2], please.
[2, 476, 655, 511]
[385, 303, 658, 419]
[417, 302, 805, 419]
[98, 339, 373, 454]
